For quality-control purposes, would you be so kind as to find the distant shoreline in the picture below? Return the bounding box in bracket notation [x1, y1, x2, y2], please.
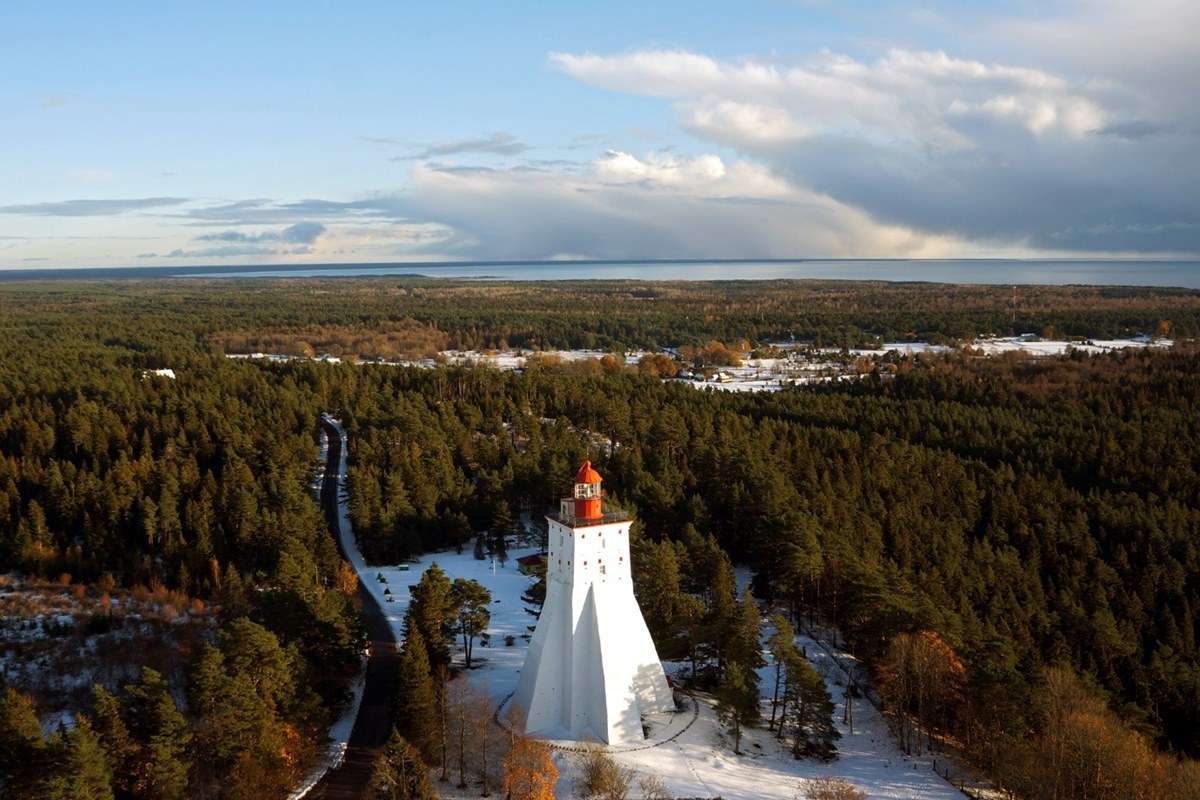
[0, 257, 1198, 288]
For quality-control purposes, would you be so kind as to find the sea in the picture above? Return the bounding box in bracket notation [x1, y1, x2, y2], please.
[3, 259, 1200, 288]
[188, 259, 1200, 288]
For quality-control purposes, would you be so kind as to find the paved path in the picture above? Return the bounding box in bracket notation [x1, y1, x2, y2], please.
[308, 418, 400, 800]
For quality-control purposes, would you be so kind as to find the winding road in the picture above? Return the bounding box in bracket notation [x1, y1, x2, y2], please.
[308, 417, 400, 799]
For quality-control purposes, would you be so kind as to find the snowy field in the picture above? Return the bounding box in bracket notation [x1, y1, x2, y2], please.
[324, 418, 964, 799]
[968, 334, 1172, 356]
[234, 333, 1173, 399]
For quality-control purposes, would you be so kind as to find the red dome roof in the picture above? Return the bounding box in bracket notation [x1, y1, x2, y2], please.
[576, 460, 602, 484]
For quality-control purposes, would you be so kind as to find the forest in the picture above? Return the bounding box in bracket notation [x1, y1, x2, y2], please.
[0, 276, 1197, 799]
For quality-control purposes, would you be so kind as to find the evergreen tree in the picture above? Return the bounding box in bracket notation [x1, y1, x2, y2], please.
[490, 500, 513, 565]
[774, 518, 823, 622]
[700, 548, 738, 676]
[406, 564, 455, 669]
[767, 615, 799, 731]
[91, 686, 135, 798]
[450, 578, 492, 669]
[521, 566, 546, 619]
[219, 617, 297, 713]
[782, 655, 839, 760]
[125, 668, 192, 800]
[676, 593, 707, 682]
[370, 729, 437, 800]
[0, 687, 46, 799]
[731, 586, 766, 674]
[219, 565, 249, 618]
[396, 628, 439, 761]
[631, 537, 684, 655]
[716, 663, 760, 755]
[42, 715, 114, 800]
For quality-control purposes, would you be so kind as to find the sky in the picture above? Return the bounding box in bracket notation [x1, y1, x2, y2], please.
[1, 0, 1197, 268]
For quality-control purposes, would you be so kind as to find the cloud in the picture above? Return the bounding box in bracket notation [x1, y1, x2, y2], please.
[281, 221, 326, 244]
[194, 230, 280, 243]
[550, 43, 1199, 254]
[389, 153, 969, 260]
[1094, 120, 1167, 140]
[181, 198, 402, 225]
[396, 132, 531, 160]
[553, 48, 1110, 144]
[142, 243, 314, 259]
[0, 197, 189, 216]
[175, 222, 327, 256]
[192, 223, 324, 244]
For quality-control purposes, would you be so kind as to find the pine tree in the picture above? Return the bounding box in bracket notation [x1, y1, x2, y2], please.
[219, 564, 248, 617]
[716, 662, 760, 755]
[41, 715, 114, 800]
[490, 500, 513, 564]
[521, 568, 546, 619]
[406, 564, 455, 669]
[450, 578, 491, 669]
[700, 547, 738, 676]
[783, 655, 838, 760]
[631, 537, 684, 655]
[219, 617, 296, 712]
[732, 586, 766, 673]
[767, 615, 798, 731]
[775, 517, 823, 622]
[188, 643, 243, 792]
[90, 686, 135, 797]
[370, 729, 436, 800]
[125, 667, 192, 800]
[396, 628, 440, 761]
[0, 687, 47, 799]
[799, 664, 839, 760]
[676, 593, 706, 682]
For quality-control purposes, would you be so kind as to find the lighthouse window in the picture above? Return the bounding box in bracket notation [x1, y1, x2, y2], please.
[600, 565, 607, 575]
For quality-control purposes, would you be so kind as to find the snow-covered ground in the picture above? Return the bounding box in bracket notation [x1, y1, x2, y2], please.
[290, 661, 366, 800]
[234, 334, 1172, 397]
[231, 349, 857, 394]
[0, 574, 216, 735]
[968, 334, 1172, 356]
[291, 421, 367, 799]
[378, 537, 964, 799]
[324, 418, 965, 798]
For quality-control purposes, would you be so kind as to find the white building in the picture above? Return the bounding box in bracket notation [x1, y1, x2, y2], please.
[513, 461, 674, 745]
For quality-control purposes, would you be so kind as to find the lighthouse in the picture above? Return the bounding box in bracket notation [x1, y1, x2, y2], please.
[514, 460, 674, 744]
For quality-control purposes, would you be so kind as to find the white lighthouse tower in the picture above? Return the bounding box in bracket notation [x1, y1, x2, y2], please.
[514, 460, 674, 745]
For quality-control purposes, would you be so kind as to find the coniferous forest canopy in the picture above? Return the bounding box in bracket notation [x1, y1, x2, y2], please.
[0, 277, 1198, 799]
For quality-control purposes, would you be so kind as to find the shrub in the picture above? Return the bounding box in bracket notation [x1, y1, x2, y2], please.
[575, 746, 631, 800]
[799, 777, 866, 800]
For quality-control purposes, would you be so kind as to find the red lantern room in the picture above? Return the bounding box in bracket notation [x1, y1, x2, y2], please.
[573, 460, 603, 519]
